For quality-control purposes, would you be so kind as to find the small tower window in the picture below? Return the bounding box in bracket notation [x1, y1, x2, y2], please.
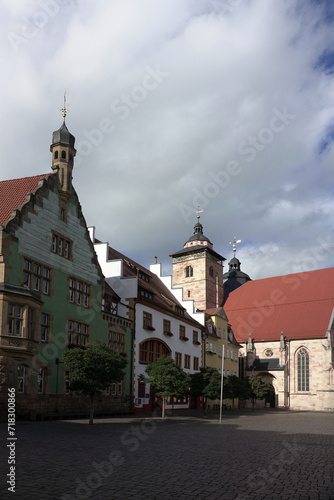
[209, 266, 214, 277]
[185, 266, 193, 278]
[61, 150, 66, 159]
[54, 151, 58, 159]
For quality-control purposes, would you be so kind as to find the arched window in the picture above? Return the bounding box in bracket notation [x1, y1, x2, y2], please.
[297, 348, 309, 391]
[61, 150, 66, 159]
[54, 151, 58, 159]
[139, 339, 171, 364]
[185, 265, 193, 277]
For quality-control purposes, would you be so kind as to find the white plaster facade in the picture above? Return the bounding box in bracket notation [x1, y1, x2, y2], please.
[89, 227, 203, 412]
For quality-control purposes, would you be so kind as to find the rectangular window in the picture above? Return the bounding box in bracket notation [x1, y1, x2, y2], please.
[68, 278, 90, 308]
[27, 309, 34, 338]
[184, 354, 190, 369]
[193, 331, 199, 344]
[193, 357, 199, 371]
[41, 313, 49, 342]
[112, 383, 116, 396]
[143, 311, 153, 328]
[51, 232, 72, 260]
[37, 368, 45, 395]
[218, 346, 222, 357]
[138, 382, 145, 398]
[108, 331, 125, 353]
[8, 305, 23, 336]
[67, 320, 89, 346]
[23, 259, 50, 295]
[17, 365, 25, 394]
[163, 319, 171, 334]
[175, 352, 182, 367]
[179, 325, 186, 339]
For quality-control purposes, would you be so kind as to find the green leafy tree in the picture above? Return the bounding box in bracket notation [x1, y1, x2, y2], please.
[62, 340, 127, 424]
[223, 375, 250, 409]
[140, 356, 190, 418]
[246, 374, 272, 410]
[190, 367, 221, 414]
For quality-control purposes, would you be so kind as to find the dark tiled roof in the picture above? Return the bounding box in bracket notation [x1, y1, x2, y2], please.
[0, 174, 50, 225]
[170, 245, 225, 261]
[246, 358, 285, 371]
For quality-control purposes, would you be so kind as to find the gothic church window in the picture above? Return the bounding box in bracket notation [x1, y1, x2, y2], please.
[297, 348, 309, 391]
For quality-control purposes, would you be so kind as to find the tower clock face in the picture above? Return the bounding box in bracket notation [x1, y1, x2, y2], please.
[265, 349, 273, 357]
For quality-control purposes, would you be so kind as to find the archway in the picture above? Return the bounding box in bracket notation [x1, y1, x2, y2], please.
[258, 372, 277, 408]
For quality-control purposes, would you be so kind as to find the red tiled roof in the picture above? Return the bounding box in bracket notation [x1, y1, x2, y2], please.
[224, 268, 334, 342]
[0, 174, 50, 225]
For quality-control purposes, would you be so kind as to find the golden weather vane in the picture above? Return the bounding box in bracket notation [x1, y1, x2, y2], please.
[61, 90, 69, 122]
[196, 207, 204, 220]
[230, 236, 242, 255]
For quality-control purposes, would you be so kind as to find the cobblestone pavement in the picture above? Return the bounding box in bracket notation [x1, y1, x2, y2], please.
[1, 410, 334, 500]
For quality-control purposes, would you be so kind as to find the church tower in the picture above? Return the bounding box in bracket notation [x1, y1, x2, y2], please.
[223, 238, 251, 300]
[170, 215, 226, 311]
[50, 94, 76, 196]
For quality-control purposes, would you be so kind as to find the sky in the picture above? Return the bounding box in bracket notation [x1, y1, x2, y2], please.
[1, 0, 334, 281]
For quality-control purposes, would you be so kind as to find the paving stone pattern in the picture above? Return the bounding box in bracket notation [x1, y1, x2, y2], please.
[0, 411, 333, 500]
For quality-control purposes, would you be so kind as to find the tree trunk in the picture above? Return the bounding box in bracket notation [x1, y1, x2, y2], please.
[89, 393, 95, 424]
[162, 397, 165, 418]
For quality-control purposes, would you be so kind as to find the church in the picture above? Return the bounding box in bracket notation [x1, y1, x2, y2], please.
[223, 261, 334, 411]
[153, 218, 334, 412]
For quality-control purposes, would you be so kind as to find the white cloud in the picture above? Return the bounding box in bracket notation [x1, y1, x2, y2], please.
[1, 0, 334, 280]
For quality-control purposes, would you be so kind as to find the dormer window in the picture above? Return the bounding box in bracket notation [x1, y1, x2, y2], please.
[139, 271, 150, 282]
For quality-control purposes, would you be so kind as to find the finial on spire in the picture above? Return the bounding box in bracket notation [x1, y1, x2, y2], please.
[230, 236, 241, 255]
[61, 90, 67, 123]
[196, 207, 204, 220]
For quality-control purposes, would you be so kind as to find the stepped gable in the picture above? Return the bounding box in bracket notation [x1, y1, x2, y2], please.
[0, 174, 50, 225]
[107, 246, 202, 326]
[223, 267, 334, 342]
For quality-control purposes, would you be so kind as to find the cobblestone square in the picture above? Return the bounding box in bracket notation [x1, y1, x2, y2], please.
[1, 410, 333, 500]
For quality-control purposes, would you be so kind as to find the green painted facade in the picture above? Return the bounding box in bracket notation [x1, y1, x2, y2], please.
[0, 123, 133, 419]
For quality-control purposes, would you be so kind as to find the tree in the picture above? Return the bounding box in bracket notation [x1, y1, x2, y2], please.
[62, 340, 127, 424]
[190, 367, 221, 414]
[223, 375, 250, 409]
[140, 356, 190, 418]
[246, 374, 272, 410]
